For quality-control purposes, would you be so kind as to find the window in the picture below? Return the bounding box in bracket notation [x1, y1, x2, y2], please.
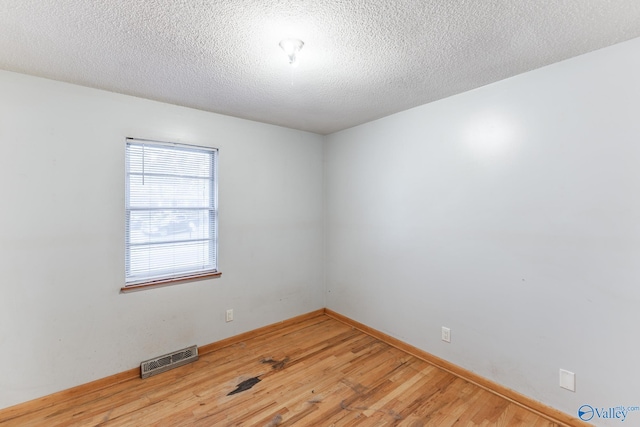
[124, 138, 219, 289]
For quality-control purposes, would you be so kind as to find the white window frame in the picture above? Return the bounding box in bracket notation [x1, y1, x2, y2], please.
[124, 138, 219, 290]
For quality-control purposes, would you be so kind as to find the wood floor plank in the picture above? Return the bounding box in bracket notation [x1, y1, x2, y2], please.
[0, 314, 576, 426]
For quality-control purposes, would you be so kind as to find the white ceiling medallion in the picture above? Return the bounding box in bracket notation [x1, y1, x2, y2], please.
[279, 38, 304, 66]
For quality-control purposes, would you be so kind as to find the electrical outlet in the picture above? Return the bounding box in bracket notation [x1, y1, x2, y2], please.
[559, 369, 575, 391]
[441, 327, 451, 343]
[226, 309, 234, 322]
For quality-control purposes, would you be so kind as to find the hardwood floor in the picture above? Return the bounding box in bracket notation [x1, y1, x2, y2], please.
[1, 314, 564, 426]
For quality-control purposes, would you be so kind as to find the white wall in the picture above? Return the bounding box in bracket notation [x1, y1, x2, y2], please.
[0, 71, 325, 409]
[325, 37, 640, 423]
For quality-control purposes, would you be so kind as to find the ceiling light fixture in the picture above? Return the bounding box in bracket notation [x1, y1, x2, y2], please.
[279, 38, 304, 66]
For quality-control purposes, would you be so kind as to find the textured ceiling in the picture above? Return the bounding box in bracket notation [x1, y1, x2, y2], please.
[1, 1, 640, 135]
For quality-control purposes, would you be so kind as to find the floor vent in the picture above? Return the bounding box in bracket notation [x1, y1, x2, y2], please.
[140, 345, 198, 379]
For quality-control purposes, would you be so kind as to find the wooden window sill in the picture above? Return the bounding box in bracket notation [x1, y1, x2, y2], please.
[120, 271, 222, 293]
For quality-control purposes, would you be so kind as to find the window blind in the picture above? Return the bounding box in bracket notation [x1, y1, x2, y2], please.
[125, 138, 218, 285]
